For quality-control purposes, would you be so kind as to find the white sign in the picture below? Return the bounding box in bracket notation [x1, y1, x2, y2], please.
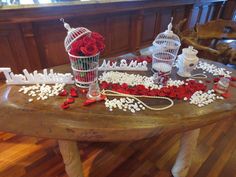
[99, 59, 148, 71]
[0, 68, 74, 85]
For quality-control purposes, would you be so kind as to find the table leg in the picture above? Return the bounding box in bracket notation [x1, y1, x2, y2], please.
[171, 128, 200, 177]
[58, 140, 84, 177]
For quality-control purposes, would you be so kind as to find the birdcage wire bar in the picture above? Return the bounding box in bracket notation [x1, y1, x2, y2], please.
[69, 52, 100, 88]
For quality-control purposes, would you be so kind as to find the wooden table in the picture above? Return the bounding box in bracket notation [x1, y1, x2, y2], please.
[0, 60, 235, 177]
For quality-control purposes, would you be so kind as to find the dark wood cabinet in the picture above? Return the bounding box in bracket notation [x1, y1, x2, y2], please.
[0, 0, 231, 79]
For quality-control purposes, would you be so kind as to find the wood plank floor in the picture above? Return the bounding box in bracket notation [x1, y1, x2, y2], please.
[0, 118, 235, 177]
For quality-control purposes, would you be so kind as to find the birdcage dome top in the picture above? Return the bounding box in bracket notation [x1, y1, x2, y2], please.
[61, 19, 91, 52]
[152, 18, 181, 50]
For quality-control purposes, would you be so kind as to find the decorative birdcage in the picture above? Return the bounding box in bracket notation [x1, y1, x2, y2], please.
[152, 18, 181, 79]
[61, 18, 100, 88]
[152, 17, 181, 59]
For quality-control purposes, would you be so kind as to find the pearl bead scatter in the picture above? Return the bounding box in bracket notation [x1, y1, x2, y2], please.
[102, 90, 174, 112]
[18, 83, 65, 102]
[99, 71, 185, 90]
[195, 61, 232, 77]
[166, 78, 184, 87]
[99, 71, 161, 89]
[189, 90, 224, 107]
[105, 98, 144, 113]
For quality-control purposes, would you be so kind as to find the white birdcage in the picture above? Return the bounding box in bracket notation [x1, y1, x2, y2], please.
[152, 17, 181, 58]
[61, 18, 100, 88]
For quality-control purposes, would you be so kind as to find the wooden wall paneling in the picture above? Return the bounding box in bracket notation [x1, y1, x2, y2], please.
[33, 20, 68, 68]
[187, 5, 201, 28]
[153, 11, 161, 40]
[140, 9, 157, 46]
[159, 8, 173, 32]
[0, 24, 31, 78]
[105, 17, 112, 57]
[109, 13, 131, 55]
[180, 4, 193, 30]
[211, 2, 225, 20]
[130, 10, 143, 51]
[199, 4, 210, 24]
[20, 23, 42, 71]
[222, 0, 236, 20]
[206, 4, 215, 22]
[172, 6, 186, 26]
[0, 28, 18, 80]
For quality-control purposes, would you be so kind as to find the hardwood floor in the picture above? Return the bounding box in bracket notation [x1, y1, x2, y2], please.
[0, 118, 235, 177]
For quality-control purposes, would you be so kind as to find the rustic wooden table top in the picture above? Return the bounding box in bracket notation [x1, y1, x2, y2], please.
[0, 60, 235, 142]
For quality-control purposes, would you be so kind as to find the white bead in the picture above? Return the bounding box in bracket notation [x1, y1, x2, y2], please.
[28, 98, 33, 102]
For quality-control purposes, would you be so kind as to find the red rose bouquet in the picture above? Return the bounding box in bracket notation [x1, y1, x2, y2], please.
[69, 32, 105, 56]
[68, 31, 105, 88]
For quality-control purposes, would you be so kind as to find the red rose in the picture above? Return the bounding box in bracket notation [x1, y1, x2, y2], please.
[136, 85, 146, 90]
[69, 48, 78, 56]
[100, 81, 109, 89]
[83, 35, 96, 45]
[145, 56, 152, 63]
[81, 43, 99, 56]
[91, 32, 104, 41]
[71, 39, 84, 50]
[121, 83, 128, 89]
[111, 83, 120, 89]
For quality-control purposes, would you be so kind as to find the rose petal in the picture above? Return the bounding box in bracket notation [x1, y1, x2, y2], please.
[83, 99, 96, 106]
[60, 102, 70, 109]
[70, 87, 77, 92]
[230, 76, 236, 82]
[67, 98, 75, 104]
[59, 89, 67, 96]
[221, 92, 231, 98]
[99, 95, 107, 101]
[70, 88, 78, 97]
